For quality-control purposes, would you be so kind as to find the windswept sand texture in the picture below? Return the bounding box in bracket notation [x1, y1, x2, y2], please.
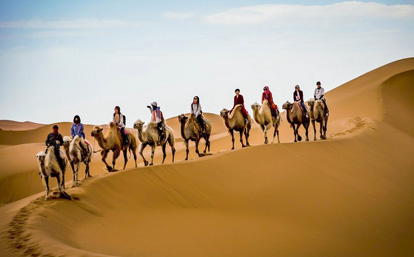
[0, 58, 413, 256]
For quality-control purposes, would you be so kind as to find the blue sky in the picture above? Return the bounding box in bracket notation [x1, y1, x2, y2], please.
[0, 0, 413, 127]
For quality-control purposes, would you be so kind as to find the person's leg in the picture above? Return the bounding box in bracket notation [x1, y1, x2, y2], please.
[242, 107, 249, 124]
[54, 146, 65, 171]
[120, 127, 126, 146]
[197, 115, 205, 130]
[322, 99, 329, 112]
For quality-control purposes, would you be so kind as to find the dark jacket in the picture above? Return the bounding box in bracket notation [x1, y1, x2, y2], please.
[45, 132, 63, 147]
[293, 90, 304, 103]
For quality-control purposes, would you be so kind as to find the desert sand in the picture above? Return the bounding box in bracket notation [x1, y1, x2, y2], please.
[0, 58, 413, 257]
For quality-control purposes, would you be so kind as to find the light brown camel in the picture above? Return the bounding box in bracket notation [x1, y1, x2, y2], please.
[36, 146, 71, 200]
[220, 105, 251, 150]
[178, 114, 212, 160]
[307, 99, 329, 140]
[251, 99, 281, 144]
[133, 119, 176, 166]
[90, 122, 137, 171]
[282, 101, 310, 142]
[63, 136, 92, 187]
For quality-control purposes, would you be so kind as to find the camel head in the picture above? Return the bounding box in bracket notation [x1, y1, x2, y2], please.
[109, 122, 117, 129]
[178, 114, 188, 124]
[306, 99, 315, 108]
[133, 119, 145, 130]
[251, 102, 260, 111]
[63, 136, 71, 149]
[220, 109, 229, 118]
[282, 101, 292, 110]
[36, 151, 46, 163]
[91, 126, 104, 138]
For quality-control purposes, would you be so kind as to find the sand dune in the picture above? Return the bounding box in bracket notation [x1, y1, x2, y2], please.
[0, 58, 413, 257]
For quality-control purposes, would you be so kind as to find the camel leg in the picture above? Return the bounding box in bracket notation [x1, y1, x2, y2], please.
[72, 162, 79, 187]
[203, 136, 209, 154]
[112, 149, 121, 171]
[139, 143, 149, 166]
[245, 127, 250, 146]
[304, 122, 309, 141]
[149, 145, 155, 166]
[230, 129, 235, 150]
[263, 125, 268, 144]
[123, 149, 128, 170]
[195, 139, 202, 157]
[101, 150, 112, 171]
[132, 146, 138, 168]
[84, 162, 90, 181]
[161, 143, 167, 164]
[184, 140, 190, 160]
[57, 172, 71, 199]
[239, 130, 246, 147]
[312, 120, 317, 141]
[323, 119, 328, 139]
[292, 124, 298, 142]
[44, 176, 50, 200]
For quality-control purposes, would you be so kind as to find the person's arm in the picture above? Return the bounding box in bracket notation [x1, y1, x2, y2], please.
[79, 124, 85, 138]
[58, 134, 64, 146]
[293, 92, 296, 102]
[262, 93, 265, 103]
[119, 115, 125, 127]
[71, 124, 75, 138]
[268, 92, 273, 103]
[198, 104, 202, 116]
[45, 134, 50, 146]
[240, 95, 244, 105]
[314, 89, 317, 100]
[300, 91, 304, 102]
[321, 88, 325, 98]
[190, 104, 195, 115]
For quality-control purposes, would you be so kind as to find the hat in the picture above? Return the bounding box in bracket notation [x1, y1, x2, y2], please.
[263, 86, 269, 91]
[316, 81, 321, 85]
[295, 85, 300, 89]
[151, 101, 157, 106]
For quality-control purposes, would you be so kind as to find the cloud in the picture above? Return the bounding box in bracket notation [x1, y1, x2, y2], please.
[204, 2, 414, 25]
[163, 12, 196, 19]
[0, 18, 137, 29]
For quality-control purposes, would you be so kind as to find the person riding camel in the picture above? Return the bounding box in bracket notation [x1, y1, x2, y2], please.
[113, 106, 129, 147]
[147, 102, 165, 141]
[231, 89, 249, 125]
[71, 115, 88, 157]
[45, 125, 65, 171]
[261, 86, 278, 118]
[191, 96, 206, 133]
[314, 81, 329, 117]
[294, 85, 309, 118]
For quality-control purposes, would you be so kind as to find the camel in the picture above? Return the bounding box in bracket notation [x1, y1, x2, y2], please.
[251, 100, 282, 144]
[36, 146, 71, 200]
[63, 136, 93, 187]
[178, 114, 212, 160]
[307, 99, 329, 140]
[282, 101, 310, 142]
[90, 122, 138, 171]
[133, 120, 176, 166]
[220, 105, 251, 150]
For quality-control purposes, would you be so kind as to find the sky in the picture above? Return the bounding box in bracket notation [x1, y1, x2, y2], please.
[0, 0, 413, 127]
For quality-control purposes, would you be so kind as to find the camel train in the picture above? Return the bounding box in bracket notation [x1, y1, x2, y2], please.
[36, 86, 330, 200]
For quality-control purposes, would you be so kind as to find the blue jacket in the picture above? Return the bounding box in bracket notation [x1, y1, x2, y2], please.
[71, 123, 85, 139]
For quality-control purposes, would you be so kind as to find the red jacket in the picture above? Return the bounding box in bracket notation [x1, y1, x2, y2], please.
[234, 95, 245, 107]
[262, 91, 274, 104]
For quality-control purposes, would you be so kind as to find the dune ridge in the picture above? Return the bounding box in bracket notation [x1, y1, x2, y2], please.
[0, 58, 413, 257]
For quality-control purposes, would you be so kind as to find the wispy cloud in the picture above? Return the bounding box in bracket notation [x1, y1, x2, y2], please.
[163, 12, 196, 19]
[204, 2, 414, 25]
[0, 18, 138, 29]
